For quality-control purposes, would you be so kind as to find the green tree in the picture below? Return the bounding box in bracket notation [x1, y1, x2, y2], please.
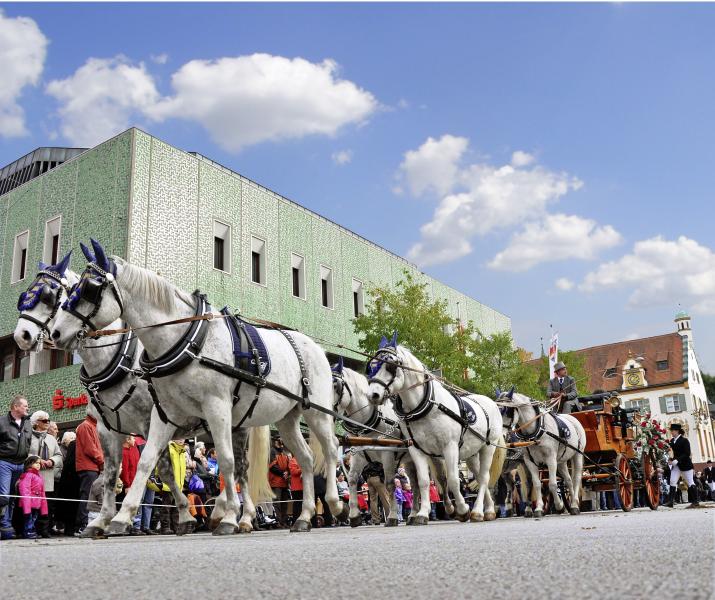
[702, 372, 715, 404]
[352, 270, 539, 394]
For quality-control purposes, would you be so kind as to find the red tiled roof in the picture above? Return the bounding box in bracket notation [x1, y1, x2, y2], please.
[528, 333, 685, 394]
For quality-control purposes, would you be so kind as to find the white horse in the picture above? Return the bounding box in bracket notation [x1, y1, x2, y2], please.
[332, 360, 455, 525]
[14, 254, 270, 536]
[51, 239, 345, 534]
[367, 335, 506, 524]
[497, 389, 586, 518]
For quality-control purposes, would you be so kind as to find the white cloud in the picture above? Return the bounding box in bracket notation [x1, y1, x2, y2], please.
[395, 134, 468, 197]
[46, 57, 160, 146]
[397, 98, 409, 109]
[488, 214, 622, 272]
[332, 149, 352, 165]
[579, 236, 715, 314]
[556, 277, 575, 291]
[150, 53, 169, 65]
[147, 54, 377, 152]
[511, 150, 535, 167]
[0, 10, 48, 137]
[403, 137, 583, 267]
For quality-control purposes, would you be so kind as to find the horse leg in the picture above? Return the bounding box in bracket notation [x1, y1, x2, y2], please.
[546, 454, 564, 513]
[570, 453, 584, 515]
[82, 428, 122, 537]
[407, 449, 431, 525]
[304, 411, 344, 522]
[524, 458, 544, 518]
[232, 428, 255, 533]
[210, 489, 227, 529]
[156, 452, 195, 535]
[204, 403, 240, 536]
[108, 411, 176, 535]
[276, 413, 315, 532]
[432, 459, 454, 516]
[443, 443, 469, 522]
[347, 453, 366, 527]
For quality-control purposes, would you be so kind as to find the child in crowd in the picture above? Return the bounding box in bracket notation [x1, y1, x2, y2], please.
[394, 478, 405, 522]
[403, 482, 413, 520]
[336, 473, 349, 500]
[18, 455, 48, 539]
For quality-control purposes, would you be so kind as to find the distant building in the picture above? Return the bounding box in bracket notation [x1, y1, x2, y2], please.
[567, 311, 714, 465]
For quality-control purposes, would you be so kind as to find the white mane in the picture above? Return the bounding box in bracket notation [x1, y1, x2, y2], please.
[114, 258, 194, 315]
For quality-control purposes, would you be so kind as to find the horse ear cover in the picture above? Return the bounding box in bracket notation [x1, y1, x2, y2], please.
[389, 331, 398, 348]
[55, 250, 72, 276]
[90, 238, 110, 271]
[80, 241, 95, 263]
[507, 385, 515, 399]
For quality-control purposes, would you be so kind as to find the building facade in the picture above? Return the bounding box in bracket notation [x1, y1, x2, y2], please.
[573, 312, 714, 466]
[0, 128, 511, 427]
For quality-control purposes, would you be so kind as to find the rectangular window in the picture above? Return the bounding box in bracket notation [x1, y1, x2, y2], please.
[213, 220, 231, 273]
[12, 230, 30, 283]
[656, 360, 668, 371]
[43, 216, 62, 265]
[662, 394, 685, 413]
[251, 236, 266, 285]
[352, 279, 364, 317]
[624, 398, 651, 413]
[291, 254, 305, 299]
[320, 265, 333, 309]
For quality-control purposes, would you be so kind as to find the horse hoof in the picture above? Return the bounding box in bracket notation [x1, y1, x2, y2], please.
[175, 521, 194, 536]
[569, 507, 580, 516]
[385, 518, 399, 527]
[455, 510, 470, 523]
[484, 511, 497, 522]
[556, 505, 566, 515]
[338, 504, 350, 522]
[406, 515, 415, 526]
[349, 516, 362, 528]
[107, 522, 131, 537]
[212, 522, 236, 536]
[414, 515, 429, 526]
[80, 525, 105, 539]
[238, 522, 253, 534]
[445, 505, 455, 516]
[534, 509, 544, 519]
[470, 513, 484, 523]
[524, 508, 533, 518]
[290, 520, 312, 533]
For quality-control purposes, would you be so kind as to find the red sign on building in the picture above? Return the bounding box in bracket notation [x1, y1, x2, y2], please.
[52, 389, 89, 411]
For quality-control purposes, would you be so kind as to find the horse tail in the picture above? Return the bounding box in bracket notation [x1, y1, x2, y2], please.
[247, 426, 274, 504]
[309, 434, 327, 477]
[488, 436, 507, 487]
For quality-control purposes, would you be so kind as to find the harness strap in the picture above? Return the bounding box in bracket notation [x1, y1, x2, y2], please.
[275, 329, 311, 409]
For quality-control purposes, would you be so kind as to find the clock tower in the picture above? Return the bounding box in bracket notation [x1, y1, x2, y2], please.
[622, 351, 647, 390]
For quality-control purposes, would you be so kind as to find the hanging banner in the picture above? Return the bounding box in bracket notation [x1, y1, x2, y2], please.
[548, 332, 559, 379]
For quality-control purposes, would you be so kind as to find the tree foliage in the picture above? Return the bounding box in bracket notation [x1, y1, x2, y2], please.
[702, 372, 715, 404]
[352, 270, 539, 395]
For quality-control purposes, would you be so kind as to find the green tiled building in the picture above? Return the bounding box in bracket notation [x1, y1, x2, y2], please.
[0, 129, 510, 427]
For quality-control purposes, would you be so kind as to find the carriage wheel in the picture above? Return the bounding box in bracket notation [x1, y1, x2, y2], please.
[615, 454, 633, 512]
[642, 452, 660, 510]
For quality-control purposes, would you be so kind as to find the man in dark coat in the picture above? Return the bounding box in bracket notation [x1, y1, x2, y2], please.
[702, 461, 714, 501]
[547, 362, 581, 414]
[667, 423, 698, 508]
[0, 395, 33, 540]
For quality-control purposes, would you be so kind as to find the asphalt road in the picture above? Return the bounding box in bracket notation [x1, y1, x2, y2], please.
[2, 506, 713, 600]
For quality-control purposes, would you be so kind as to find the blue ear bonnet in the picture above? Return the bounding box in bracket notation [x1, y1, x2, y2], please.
[331, 356, 344, 375]
[17, 251, 72, 312]
[366, 332, 398, 378]
[63, 239, 114, 310]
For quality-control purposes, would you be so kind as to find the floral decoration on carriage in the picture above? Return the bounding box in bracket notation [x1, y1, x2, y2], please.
[633, 413, 669, 462]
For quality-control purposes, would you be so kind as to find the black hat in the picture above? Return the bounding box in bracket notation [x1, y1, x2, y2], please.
[668, 423, 683, 432]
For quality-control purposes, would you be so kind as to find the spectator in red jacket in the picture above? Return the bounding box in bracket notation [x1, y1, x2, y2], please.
[268, 438, 290, 527]
[289, 454, 303, 523]
[74, 415, 104, 535]
[120, 435, 139, 491]
[429, 480, 441, 521]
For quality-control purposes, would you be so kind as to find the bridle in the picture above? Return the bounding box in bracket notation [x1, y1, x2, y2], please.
[366, 348, 403, 398]
[18, 269, 72, 349]
[63, 261, 125, 339]
[331, 371, 354, 412]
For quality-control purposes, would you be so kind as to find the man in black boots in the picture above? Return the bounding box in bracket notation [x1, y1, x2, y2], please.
[666, 423, 699, 508]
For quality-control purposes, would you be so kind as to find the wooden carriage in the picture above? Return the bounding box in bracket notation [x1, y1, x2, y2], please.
[568, 394, 661, 511]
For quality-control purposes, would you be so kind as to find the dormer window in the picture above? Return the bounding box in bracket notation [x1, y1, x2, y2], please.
[605, 368, 617, 378]
[656, 360, 668, 371]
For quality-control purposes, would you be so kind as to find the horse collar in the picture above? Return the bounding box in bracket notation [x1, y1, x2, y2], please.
[393, 378, 434, 422]
[79, 327, 138, 392]
[512, 405, 546, 443]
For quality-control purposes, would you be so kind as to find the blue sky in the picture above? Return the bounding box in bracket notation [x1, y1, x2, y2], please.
[2, 3, 714, 372]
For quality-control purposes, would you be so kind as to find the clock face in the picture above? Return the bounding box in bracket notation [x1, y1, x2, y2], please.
[627, 372, 641, 386]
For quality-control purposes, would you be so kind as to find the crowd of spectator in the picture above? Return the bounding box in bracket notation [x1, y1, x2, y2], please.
[2, 395, 714, 540]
